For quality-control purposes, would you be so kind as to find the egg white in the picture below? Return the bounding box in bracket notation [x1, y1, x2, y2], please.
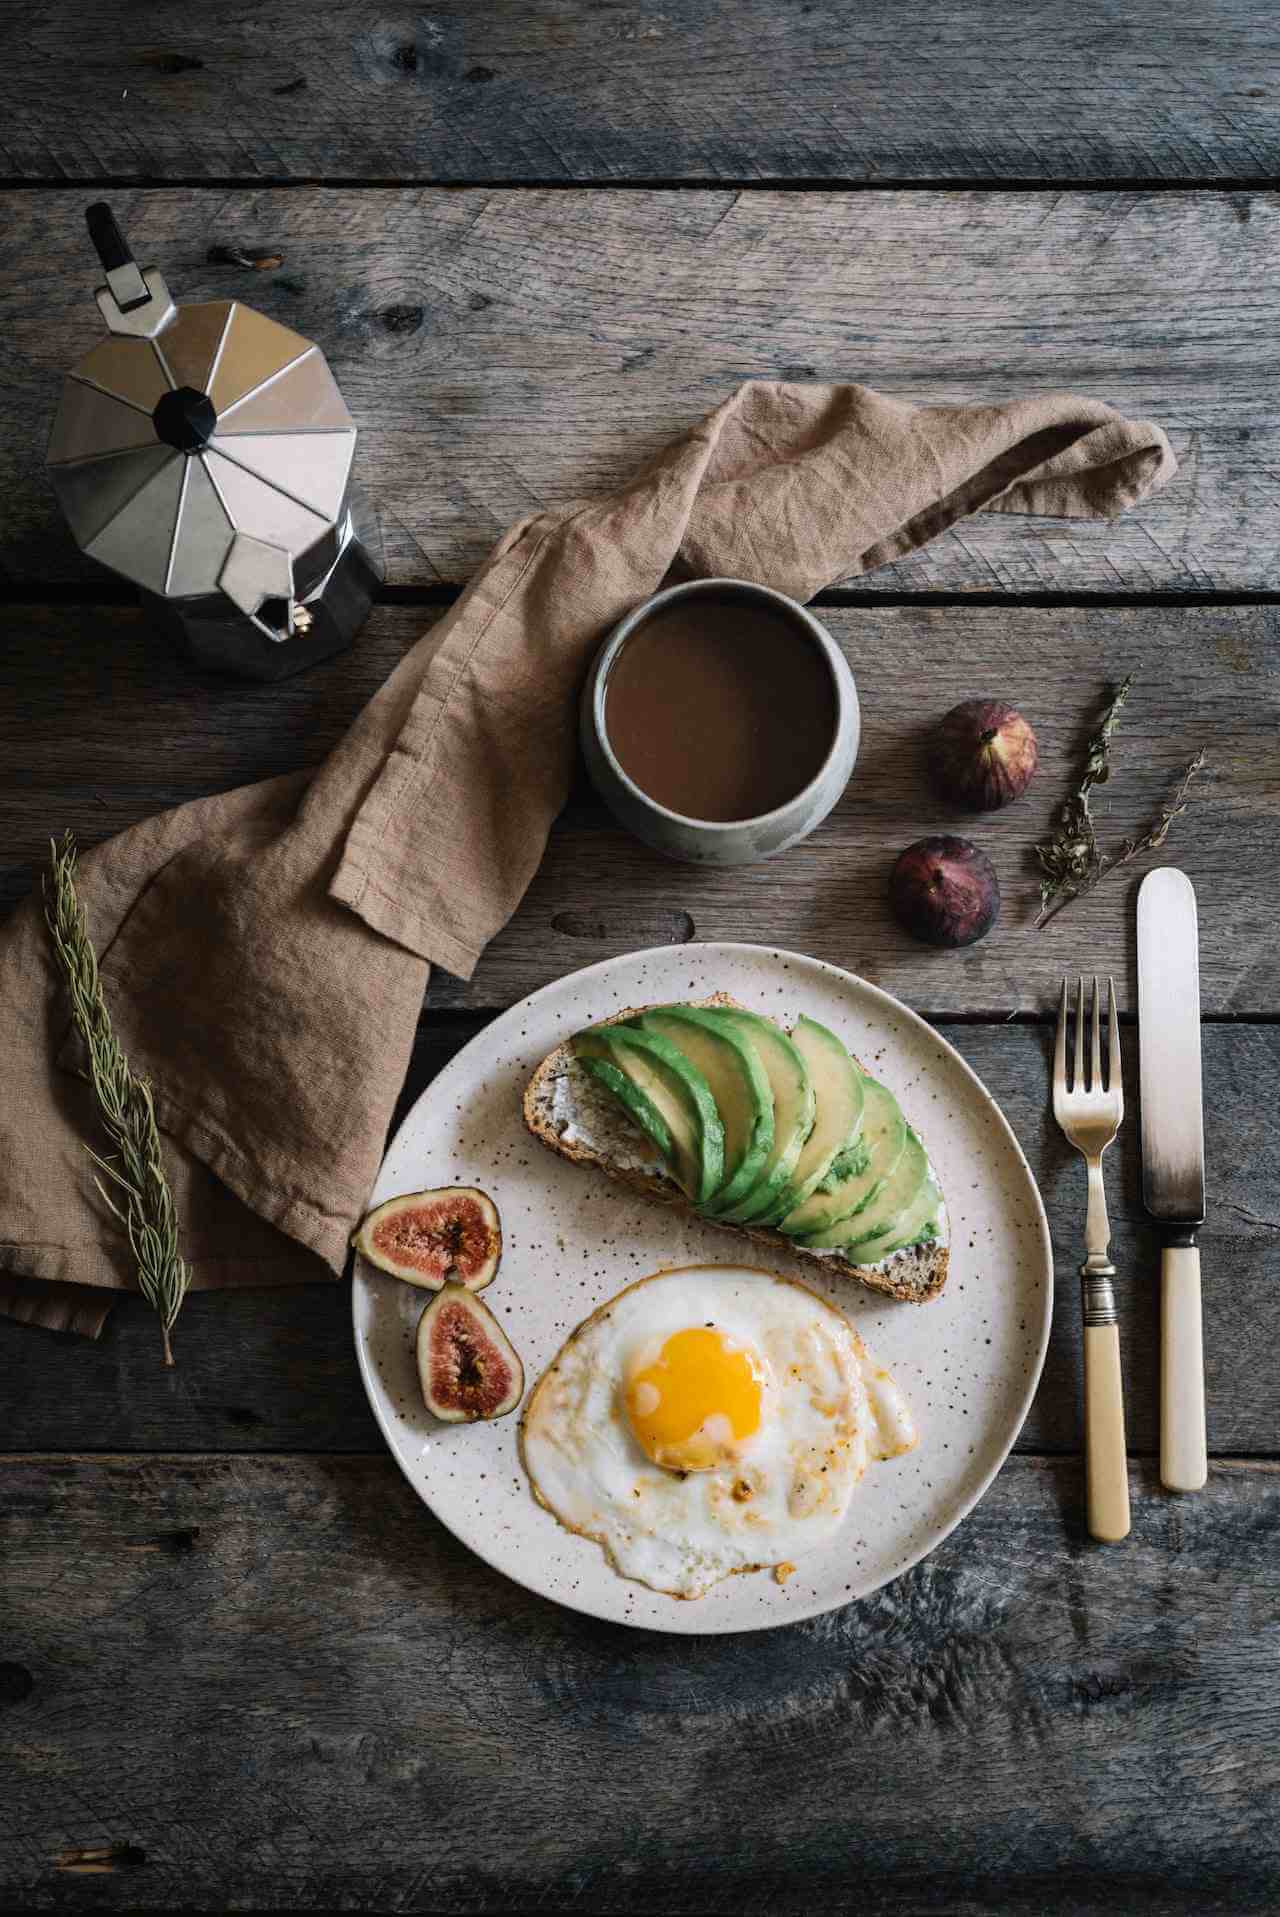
[519, 1264, 916, 1599]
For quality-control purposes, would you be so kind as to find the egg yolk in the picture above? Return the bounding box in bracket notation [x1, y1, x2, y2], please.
[625, 1325, 765, 1472]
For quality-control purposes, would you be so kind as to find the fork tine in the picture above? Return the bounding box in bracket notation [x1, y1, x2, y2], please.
[1091, 974, 1102, 1094]
[1054, 978, 1068, 1097]
[1108, 975, 1121, 1093]
[1074, 975, 1086, 1092]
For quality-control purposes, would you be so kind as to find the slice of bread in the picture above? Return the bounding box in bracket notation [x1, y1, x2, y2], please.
[523, 995, 950, 1304]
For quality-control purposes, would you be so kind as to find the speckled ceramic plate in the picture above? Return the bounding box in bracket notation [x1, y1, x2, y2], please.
[352, 944, 1052, 1634]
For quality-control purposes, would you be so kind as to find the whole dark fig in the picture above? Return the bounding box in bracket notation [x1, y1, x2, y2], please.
[933, 699, 1038, 810]
[889, 836, 1000, 948]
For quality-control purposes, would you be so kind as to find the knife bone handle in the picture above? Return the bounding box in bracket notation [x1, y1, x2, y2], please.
[1161, 1242, 1207, 1492]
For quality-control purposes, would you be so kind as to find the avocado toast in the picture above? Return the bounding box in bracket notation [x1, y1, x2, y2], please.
[523, 995, 949, 1304]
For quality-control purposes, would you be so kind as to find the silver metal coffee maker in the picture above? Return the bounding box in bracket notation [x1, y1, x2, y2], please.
[47, 203, 383, 680]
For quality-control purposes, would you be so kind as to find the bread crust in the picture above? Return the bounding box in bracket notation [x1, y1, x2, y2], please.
[522, 997, 949, 1304]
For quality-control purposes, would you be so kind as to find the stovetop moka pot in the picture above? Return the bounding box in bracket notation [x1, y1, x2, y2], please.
[47, 203, 383, 680]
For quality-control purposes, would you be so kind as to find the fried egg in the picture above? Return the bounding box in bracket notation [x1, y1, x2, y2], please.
[519, 1264, 916, 1599]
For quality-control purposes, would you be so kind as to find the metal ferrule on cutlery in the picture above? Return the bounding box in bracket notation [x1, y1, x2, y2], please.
[1081, 1262, 1118, 1328]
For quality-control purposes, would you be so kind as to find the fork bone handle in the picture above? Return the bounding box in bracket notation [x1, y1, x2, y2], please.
[1161, 1242, 1207, 1492]
[1081, 1258, 1131, 1541]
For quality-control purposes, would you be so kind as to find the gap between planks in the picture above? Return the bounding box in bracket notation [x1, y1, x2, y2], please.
[9, 586, 1280, 611]
[3, 1451, 1275, 1465]
[5, 175, 1280, 194]
[411, 1009, 1280, 1030]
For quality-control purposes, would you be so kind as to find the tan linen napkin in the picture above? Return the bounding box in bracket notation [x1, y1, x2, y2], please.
[0, 381, 1175, 1336]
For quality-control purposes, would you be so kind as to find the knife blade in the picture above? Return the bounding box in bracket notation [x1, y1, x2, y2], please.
[1137, 867, 1207, 1492]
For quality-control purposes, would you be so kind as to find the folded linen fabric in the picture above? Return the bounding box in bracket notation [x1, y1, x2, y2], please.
[0, 380, 1175, 1335]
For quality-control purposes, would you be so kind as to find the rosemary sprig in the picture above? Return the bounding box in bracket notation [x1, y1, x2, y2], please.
[1036, 747, 1207, 929]
[1034, 674, 1134, 923]
[43, 833, 190, 1365]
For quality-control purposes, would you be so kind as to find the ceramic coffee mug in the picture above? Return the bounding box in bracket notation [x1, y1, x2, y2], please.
[581, 576, 859, 867]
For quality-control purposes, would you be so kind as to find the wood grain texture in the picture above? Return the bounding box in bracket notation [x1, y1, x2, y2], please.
[1, 1018, 1276, 1457]
[2, 1451, 1278, 1912]
[5, 22, 1279, 1906]
[5, 602, 1275, 1014]
[3, 1, 1280, 185]
[7, 187, 1280, 591]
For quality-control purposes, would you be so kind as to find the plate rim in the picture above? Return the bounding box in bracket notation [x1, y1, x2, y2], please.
[352, 940, 1053, 1635]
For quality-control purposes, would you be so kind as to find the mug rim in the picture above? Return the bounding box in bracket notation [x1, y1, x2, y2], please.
[589, 576, 854, 834]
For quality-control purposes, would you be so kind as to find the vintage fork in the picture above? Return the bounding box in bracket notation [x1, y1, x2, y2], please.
[1053, 976, 1131, 1542]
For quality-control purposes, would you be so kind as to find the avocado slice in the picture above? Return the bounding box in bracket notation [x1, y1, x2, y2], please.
[778, 1077, 906, 1238]
[702, 1010, 815, 1223]
[754, 1018, 865, 1227]
[574, 1026, 724, 1204]
[631, 1006, 773, 1213]
[577, 1057, 680, 1181]
[798, 1127, 928, 1251]
[862, 1172, 942, 1261]
[838, 1129, 932, 1253]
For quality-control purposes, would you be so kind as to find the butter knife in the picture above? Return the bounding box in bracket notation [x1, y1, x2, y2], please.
[1137, 867, 1208, 1492]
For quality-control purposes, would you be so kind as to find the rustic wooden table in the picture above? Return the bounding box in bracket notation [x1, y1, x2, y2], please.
[4, 5, 1280, 1909]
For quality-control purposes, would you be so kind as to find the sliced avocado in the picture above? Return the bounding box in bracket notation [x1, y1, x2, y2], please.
[799, 1128, 928, 1251]
[577, 1056, 679, 1180]
[631, 1006, 773, 1213]
[839, 1129, 929, 1252]
[779, 1077, 906, 1238]
[867, 1174, 942, 1260]
[703, 1010, 815, 1223]
[574, 1025, 724, 1204]
[754, 1017, 865, 1226]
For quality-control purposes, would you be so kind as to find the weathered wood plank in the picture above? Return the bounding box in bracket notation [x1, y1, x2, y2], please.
[459, 604, 1279, 1016]
[5, 188, 1280, 591]
[2, 1452, 1277, 1912]
[0, 1019, 1274, 1456]
[3, 1, 1280, 185]
[4, 602, 1275, 1014]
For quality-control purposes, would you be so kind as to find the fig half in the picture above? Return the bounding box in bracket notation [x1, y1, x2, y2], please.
[417, 1285, 524, 1422]
[352, 1187, 501, 1291]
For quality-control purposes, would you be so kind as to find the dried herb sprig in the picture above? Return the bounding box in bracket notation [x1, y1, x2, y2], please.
[1034, 674, 1134, 923]
[1115, 747, 1207, 865]
[1036, 747, 1207, 929]
[43, 833, 190, 1364]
